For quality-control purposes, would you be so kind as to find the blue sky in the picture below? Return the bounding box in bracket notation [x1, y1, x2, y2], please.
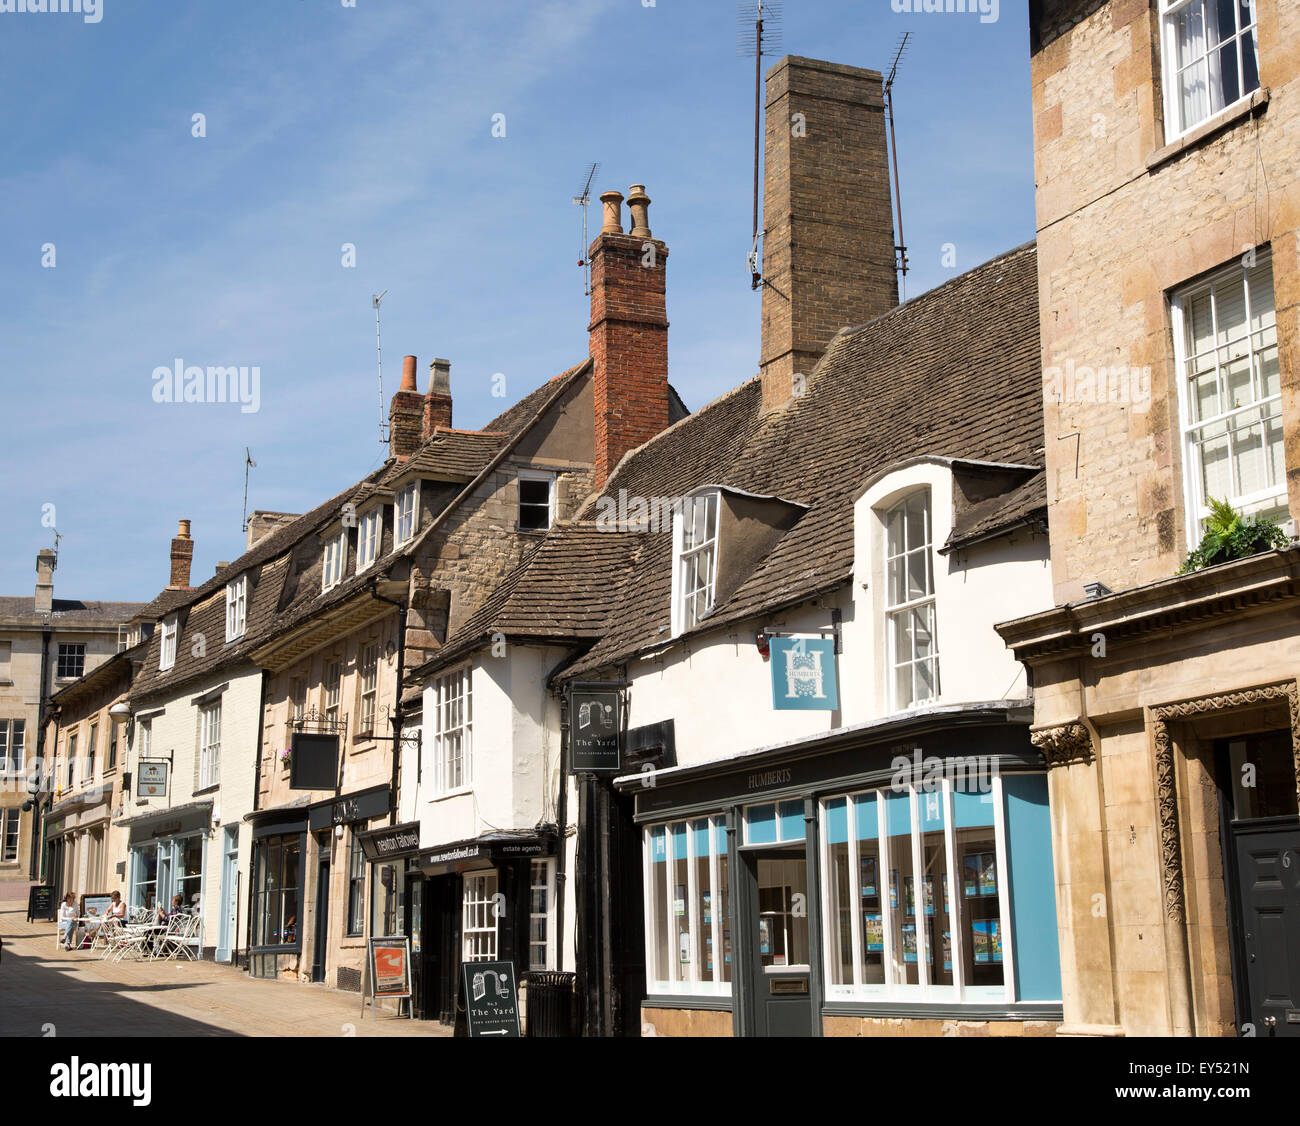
[0, 0, 1034, 603]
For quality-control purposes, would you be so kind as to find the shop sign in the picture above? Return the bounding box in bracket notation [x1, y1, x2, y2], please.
[368, 936, 412, 999]
[307, 786, 390, 831]
[570, 686, 622, 772]
[359, 823, 421, 862]
[462, 960, 520, 1038]
[769, 638, 839, 711]
[137, 760, 169, 797]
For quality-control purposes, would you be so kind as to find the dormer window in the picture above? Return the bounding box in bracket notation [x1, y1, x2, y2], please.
[225, 575, 248, 641]
[395, 482, 419, 546]
[671, 492, 719, 635]
[884, 492, 939, 710]
[518, 471, 556, 532]
[322, 530, 347, 592]
[357, 508, 383, 571]
[160, 617, 178, 671]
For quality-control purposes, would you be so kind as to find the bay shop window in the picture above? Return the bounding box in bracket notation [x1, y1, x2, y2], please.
[645, 818, 731, 996]
[641, 775, 1060, 1007]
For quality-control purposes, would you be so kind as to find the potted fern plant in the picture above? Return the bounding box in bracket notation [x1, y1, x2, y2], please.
[1179, 497, 1288, 574]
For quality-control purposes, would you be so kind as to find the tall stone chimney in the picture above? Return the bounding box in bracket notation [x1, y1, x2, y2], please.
[760, 56, 898, 413]
[168, 520, 194, 590]
[423, 358, 453, 438]
[35, 549, 55, 614]
[588, 184, 671, 488]
[388, 356, 424, 460]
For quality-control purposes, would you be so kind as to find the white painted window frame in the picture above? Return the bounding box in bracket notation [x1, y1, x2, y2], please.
[642, 816, 731, 999]
[199, 699, 222, 790]
[322, 529, 347, 592]
[817, 775, 1015, 1005]
[1171, 252, 1285, 545]
[517, 469, 557, 532]
[1158, 0, 1260, 142]
[358, 642, 379, 735]
[225, 575, 248, 642]
[528, 857, 557, 971]
[1, 806, 19, 862]
[462, 871, 499, 962]
[670, 491, 720, 637]
[395, 481, 420, 547]
[357, 507, 383, 572]
[883, 490, 940, 712]
[431, 665, 472, 796]
[159, 618, 178, 672]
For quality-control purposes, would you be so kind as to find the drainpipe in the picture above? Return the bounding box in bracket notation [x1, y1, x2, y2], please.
[369, 584, 407, 827]
[31, 623, 53, 882]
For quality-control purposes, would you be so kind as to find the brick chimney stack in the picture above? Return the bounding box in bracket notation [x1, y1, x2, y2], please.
[35, 549, 55, 614]
[168, 519, 194, 590]
[760, 56, 899, 413]
[423, 358, 453, 438]
[388, 356, 424, 460]
[588, 184, 671, 488]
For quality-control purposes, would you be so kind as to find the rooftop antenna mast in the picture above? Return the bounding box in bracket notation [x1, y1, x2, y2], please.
[573, 161, 600, 297]
[884, 32, 911, 295]
[241, 448, 257, 534]
[372, 289, 389, 446]
[738, 1, 782, 290]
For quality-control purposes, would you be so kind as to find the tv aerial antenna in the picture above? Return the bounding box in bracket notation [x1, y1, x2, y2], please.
[372, 290, 389, 446]
[738, 1, 782, 290]
[573, 162, 600, 297]
[884, 32, 911, 294]
[241, 448, 257, 534]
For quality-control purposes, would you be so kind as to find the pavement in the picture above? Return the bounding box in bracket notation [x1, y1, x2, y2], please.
[0, 883, 451, 1037]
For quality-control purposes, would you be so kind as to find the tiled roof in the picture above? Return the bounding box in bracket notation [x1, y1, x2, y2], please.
[549, 241, 1044, 677]
[418, 528, 640, 675]
[0, 597, 147, 625]
[127, 361, 594, 698]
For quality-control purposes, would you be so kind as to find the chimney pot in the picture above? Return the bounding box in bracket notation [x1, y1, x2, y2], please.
[400, 355, 418, 391]
[177, 519, 191, 539]
[599, 190, 625, 235]
[626, 185, 652, 238]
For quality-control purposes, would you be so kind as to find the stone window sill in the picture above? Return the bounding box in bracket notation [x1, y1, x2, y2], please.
[1146, 88, 1268, 174]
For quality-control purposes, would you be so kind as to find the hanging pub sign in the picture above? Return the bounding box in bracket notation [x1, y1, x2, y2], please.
[290, 732, 339, 791]
[569, 684, 622, 772]
[462, 960, 521, 1038]
[769, 637, 839, 711]
[136, 760, 169, 797]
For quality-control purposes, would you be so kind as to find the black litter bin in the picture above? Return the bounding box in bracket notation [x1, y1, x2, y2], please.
[524, 971, 576, 1037]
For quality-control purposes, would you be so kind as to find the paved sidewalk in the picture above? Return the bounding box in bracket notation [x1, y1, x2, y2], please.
[0, 900, 450, 1037]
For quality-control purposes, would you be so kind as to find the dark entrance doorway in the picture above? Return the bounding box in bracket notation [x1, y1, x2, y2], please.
[1218, 731, 1300, 1037]
[742, 846, 814, 1037]
[310, 834, 330, 984]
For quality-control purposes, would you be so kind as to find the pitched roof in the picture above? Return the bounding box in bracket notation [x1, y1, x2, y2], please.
[548, 241, 1045, 677]
[128, 361, 594, 698]
[0, 596, 147, 626]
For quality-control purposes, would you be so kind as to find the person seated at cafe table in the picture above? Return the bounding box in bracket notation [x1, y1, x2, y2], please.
[106, 891, 127, 925]
[58, 893, 79, 951]
[150, 894, 186, 952]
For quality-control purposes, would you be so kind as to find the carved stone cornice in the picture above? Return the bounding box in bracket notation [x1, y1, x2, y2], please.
[1150, 681, 1300, 924]
[1030, 722, 1094, 767]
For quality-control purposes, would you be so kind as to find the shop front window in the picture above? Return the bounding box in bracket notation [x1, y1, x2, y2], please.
[462, 872, 498, 962]
[176, 835, 204, 917]
[373, 858, 407, 938]
[347, 832, 365, 936]
[131, 845, 158, 911]
[820, 773, 1056, 1004]
[529, 858, 555, 971]
[254, 834, 302, 948]
[645, 816, 730, 996]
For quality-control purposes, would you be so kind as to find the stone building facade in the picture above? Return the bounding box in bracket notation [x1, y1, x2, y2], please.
[998, 0, 1300, 1038]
